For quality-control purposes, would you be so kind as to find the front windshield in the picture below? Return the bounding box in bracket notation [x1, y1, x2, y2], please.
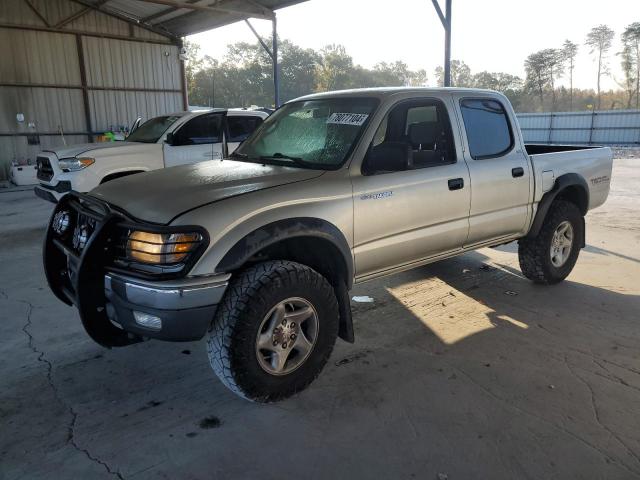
[126, 115, 182, 143]
[234, 97, 378, 169]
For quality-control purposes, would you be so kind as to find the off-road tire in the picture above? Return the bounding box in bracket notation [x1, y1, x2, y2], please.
[207, 261, 339, 402]
[518, 199, 583, 284]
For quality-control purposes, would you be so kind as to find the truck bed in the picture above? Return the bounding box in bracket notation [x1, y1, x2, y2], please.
[526, 144, 613, 211]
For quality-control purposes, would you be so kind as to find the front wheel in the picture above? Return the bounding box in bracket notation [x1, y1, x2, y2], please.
[518, 199, 583, 284]
[207, 261, 339, 402]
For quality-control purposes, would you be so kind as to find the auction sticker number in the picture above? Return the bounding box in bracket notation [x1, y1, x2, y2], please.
[327, 113, 369, 126]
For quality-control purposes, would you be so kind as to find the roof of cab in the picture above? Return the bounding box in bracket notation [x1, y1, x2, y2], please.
[290, 87, 503, 103]
[164, 108, 267, 117]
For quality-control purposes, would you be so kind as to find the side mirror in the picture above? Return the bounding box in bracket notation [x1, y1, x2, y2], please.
[165, 132, 175, 145]
[130, 116, 142, 134]
[364, 142, 412, 174]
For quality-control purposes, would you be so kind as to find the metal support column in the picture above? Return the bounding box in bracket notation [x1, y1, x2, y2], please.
[178, 39, 189, 111]
[245, 13, 279, 108]
[272, 15, 279, 107]
[431, 0, 452, 87]
[75, 34, 94, 142]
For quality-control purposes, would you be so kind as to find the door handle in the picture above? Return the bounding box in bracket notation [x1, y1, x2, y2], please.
[448, 178, 464, 191]
[512, 167, 524, 178]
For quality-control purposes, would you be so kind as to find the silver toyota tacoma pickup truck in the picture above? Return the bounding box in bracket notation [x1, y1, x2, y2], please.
[43, 88, 612, 402]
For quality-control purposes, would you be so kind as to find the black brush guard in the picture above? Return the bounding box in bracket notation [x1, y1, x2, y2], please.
[43, 192, 142, 348]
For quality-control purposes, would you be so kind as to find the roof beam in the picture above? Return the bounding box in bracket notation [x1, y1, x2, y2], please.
[68, 0, 179, 41]
[140, 0, 199, 23]
[54, 0, 109, 29]
[244, 19, 273, 58]
[430, 0, 448, 28]
[23, 0, 51, 27]
[137, 0, 274, 21]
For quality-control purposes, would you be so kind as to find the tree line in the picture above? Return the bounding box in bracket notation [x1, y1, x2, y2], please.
[185, 22, 640, 113]
[524, 23, 640, 111]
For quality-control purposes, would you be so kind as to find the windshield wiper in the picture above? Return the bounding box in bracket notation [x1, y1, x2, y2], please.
[228, 151, 248, 159]
[259, 152, 309, 168]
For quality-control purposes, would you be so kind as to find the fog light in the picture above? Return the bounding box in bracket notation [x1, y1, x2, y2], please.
[133, 311, 162, 330]
[52, 210, 71, 235]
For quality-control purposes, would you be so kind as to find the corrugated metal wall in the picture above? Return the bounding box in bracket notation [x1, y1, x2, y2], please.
[83, 36, 182, 132]
[517, 110, 640, 145]
[0, 0, 185, 181]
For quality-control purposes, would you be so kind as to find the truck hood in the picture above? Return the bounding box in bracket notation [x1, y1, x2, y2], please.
[43, 141, 146, 158]
[89, 160, 325, 224]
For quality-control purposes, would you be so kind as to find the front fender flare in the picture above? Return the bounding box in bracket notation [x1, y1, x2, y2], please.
[216, 217, 354, 288]
[216, 218, 355, 343]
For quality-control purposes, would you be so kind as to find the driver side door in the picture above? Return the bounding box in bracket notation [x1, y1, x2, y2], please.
[352, 97, 471, 280]
[164, 113, 225, 167]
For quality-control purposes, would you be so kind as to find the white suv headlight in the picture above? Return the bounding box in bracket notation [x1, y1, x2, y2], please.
[58, 157, 95, 172]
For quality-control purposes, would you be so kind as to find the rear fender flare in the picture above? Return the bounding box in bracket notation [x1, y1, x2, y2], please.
[527, 173, 589, 244]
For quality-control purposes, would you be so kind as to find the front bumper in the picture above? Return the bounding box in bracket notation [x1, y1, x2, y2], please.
[34, 182, 71, 203]
[104, 272, 229, 341]
[43, 192, 220, 347]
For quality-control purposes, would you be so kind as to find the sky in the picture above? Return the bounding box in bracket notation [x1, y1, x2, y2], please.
[189, 0, 640, 90]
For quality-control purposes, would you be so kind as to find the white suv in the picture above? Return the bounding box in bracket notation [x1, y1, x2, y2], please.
[35, 108, 268, 202]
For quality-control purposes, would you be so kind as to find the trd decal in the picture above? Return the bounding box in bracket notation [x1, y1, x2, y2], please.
[360, 191, 393, 200]
[590, 175, 609, 186]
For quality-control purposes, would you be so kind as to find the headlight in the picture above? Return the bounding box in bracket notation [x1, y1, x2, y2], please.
[58, 157, 95, 172]
[126, 231, 203, 265]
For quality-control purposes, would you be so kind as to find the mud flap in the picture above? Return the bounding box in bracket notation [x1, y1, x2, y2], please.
[335, 280, 355, 343]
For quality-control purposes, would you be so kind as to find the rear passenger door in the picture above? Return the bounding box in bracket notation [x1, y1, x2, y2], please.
[352, 98, 471, 279]
[452, 96, 532, 246]
[226, 115, 263, 153]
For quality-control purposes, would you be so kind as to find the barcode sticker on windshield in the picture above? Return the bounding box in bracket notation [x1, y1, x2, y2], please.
[326, 113, 369, 126]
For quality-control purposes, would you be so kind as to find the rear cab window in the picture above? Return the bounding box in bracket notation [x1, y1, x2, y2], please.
[459, 99, 513, 159]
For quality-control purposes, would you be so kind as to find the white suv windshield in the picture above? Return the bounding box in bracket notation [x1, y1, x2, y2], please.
[234, 98, 378, 169]
[127, 115, 182, 143]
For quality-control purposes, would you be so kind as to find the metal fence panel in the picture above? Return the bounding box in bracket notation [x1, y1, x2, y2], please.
[517, 110, 640, 145]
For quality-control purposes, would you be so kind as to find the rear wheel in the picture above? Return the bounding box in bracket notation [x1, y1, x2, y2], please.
[518, 199, 583, 284]
[207, 261, 339, 402]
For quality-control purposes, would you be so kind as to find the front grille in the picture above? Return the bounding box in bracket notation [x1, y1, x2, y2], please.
[37, 156, 53, 181]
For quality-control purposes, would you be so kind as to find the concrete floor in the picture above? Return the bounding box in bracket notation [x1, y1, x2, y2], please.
[1, 155, 639, 480]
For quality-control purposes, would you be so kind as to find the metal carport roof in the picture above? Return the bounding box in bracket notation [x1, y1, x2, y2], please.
[71, 0, 308, 38]
[68, 0, 310, 106]
[66, 0, 454, 105]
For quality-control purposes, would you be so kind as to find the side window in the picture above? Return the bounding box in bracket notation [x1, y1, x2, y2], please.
[174, 114, 222, 146]
[365, 99, 456, 174]
[459, 99, 513, 159]
[227, 115, 263, 142]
